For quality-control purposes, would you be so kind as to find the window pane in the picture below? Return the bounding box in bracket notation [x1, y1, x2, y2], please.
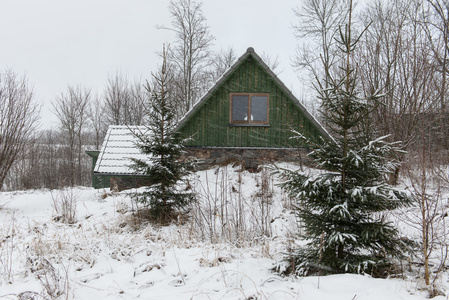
[251, 96, 268, 121]
[232, 95, 249, 121]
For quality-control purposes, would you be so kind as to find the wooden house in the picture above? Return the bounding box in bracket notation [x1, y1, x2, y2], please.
[175, 47, 329, 168]
[87, 48, 330, 189]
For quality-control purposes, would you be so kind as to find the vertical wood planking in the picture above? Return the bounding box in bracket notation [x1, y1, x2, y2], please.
[178, 53, 324, 148]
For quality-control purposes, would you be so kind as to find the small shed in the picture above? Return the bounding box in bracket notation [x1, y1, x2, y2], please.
[88, 48, 329, 189]
[87, 126, 151, 190]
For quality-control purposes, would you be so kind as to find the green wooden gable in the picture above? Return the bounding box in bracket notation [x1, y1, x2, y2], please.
[177, 47, 329, 148]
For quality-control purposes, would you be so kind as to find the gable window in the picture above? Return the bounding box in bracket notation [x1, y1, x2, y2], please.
[230, 93, 269, 125]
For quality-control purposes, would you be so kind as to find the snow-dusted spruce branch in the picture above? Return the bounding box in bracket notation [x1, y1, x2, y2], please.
[280, 0, 411, 275]
[128, 45, 195, 223]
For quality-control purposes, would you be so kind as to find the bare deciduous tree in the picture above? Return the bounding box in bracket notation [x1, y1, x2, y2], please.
[261, 52, 281, 74]
[206, 47, 283, 85]
[103, 72, 148, 126]
[2, 127, 92, 191]
[40, 129, 60, 189]
[358, 0, 440, 183]
[104, 72, 131, 125]
[422, 0, 449, 149]
[402, 117, 448, 293]
[425, 0, 449, 77]
[292, 0, 347, 86]
[161, 0, 214, 119]
[209, 47, 237, 82]
[88, 94, 108, 150]
[0, 69, 39, 190]
[129, 80, 150, 125]
[3, 131, 43, 190]
[53, 85, 90, 187]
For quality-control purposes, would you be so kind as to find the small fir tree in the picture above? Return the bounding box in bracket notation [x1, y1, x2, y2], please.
[130, 45, 194, 222]
[282, 1, 410, 274]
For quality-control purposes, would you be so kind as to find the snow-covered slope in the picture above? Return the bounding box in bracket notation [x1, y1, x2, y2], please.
[0, 165, 446, 299]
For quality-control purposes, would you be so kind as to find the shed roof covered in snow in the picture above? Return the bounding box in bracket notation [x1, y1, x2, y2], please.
[94, 125, 150, 175]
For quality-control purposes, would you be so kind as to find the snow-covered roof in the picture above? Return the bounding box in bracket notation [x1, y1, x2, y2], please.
[94, 125, 150, 175]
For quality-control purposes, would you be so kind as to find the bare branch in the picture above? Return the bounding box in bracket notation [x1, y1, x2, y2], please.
[0, 69, 40, 190]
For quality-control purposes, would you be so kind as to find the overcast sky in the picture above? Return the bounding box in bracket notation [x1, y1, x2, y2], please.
[0, 0, 302, 129]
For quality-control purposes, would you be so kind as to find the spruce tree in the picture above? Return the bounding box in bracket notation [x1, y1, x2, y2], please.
[282, 1, 410, 274]
[130, 45, 194, 222]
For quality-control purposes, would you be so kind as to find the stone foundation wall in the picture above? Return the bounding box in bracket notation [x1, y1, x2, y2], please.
[110, 176, 151, 192]
[109, 147, 313, 191]
[183, 147, 313, 170]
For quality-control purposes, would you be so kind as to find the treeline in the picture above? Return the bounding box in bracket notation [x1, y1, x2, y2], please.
[0, 0, 238, 191]
[3, 130, 93, 190]
[293, 0, 449, 183]
[2, 0, 449, 191]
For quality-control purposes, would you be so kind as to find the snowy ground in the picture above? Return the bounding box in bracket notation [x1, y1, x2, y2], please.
[0, 164, 447, 299]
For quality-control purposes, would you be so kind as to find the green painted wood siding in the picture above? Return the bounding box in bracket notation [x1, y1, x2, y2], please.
[178, 56, 322, 148]
[86, 150, 111, 189]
